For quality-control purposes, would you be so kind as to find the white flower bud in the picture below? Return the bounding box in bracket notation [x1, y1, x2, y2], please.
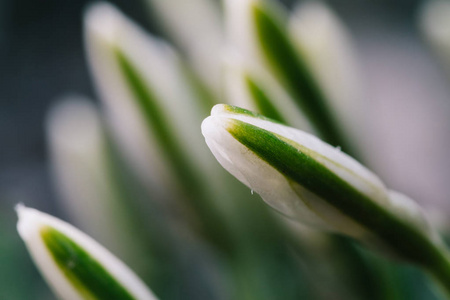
[84, 2, 212, 197]
[202, 105, 435, 258]
[16, 205, 157, 300]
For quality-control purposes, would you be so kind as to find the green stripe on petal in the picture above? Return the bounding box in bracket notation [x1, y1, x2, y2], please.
[225, 119, 449, 270]
[244, 75, 287, 124]
[251, 3, 349, 151]
[217, 104, 282, 124]
[17, 206, 156, 300]
[114, 48, 201, 197]
[115, 49, 235, 253]
[41, 226, 136, 300]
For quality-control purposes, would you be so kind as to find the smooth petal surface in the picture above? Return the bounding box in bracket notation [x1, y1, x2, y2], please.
[144, 0, 223, 93]
[289, 1, 362, 136]
[47, 98, 117, 247]
[225, 0, 263, 67]
[224, 0, 347, 148]
[85, 3, 250, 252]
[202, 105, 432, 244]
[17, 205, 157, 300]
[85, 2, 213, 196]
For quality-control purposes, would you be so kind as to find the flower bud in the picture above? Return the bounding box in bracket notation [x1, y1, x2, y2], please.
[224, 0, 347, 147]
[202, 105, 435, 261]
[17, 205, 157, 300]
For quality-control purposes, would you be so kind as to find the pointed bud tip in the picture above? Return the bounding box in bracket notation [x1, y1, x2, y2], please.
[203, 104, 248, 139]
[210, 103, 229, 116]
[16, 206, 158, 300]
[16, 204, 42, 242]
[201, 113, 229, 142]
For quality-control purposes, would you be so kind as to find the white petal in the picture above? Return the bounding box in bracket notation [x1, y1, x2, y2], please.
[85, 2, 213, 195]
[144, 0, 223, 93]
[85, 2, 169, 195]
[202, 105, 397, 238]
[46, 97, 147, 265]
[209, 105, 389, 207]
[16, 205, 157, 300]
[203, 105, 442, 264]
[289, 1, 362, 135]
[202, 114, 329, 228]
[224, 0, 258, 59]
[46, 98, 111, 239]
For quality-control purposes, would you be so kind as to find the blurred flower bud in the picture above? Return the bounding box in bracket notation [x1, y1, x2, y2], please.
[16, 205, 157, 300]
[224, 0, 348, 149]
[289, 1, 362, 140]
[144, 0, 223, 94]
[84, 2, 213, 199]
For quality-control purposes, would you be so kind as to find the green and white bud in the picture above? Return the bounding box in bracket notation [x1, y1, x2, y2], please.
[289, 1, 362, 137]
[85, 2, 213, 198]
[16, 205, 157, 300]
[85, 3, 249, 251]
[202, 104, 382, 237]
[202, 105, 447, 267]
[224, 0, 348, 149]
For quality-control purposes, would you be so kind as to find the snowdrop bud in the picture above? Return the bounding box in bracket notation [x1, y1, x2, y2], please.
[16, 205, 157, 300]
[289, 1, 362, 136]
[224, 0, 347, 148]
[85, 2, 212, 196]
[202, 105, 436, 259]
